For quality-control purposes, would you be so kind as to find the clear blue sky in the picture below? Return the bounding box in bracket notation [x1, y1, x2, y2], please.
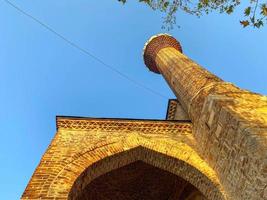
[1, 1, 266, 199]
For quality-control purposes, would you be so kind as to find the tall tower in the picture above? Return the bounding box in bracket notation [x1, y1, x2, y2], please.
[143, 34, 267, 200]
[22, 34, 267, 200]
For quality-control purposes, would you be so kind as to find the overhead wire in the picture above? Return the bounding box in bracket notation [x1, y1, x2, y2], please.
[3, 0, 168, 100]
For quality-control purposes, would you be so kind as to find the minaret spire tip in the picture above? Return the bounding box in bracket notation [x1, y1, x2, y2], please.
[143, 34, 182, 74]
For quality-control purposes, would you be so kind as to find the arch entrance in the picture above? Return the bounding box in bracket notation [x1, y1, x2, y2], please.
[22, 118, 227, 200]
[68, 144, 225, 200]
[73, 160, 204, 200]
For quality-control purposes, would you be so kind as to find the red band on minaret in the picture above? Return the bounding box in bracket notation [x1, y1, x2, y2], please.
[143, 34, 182, 74]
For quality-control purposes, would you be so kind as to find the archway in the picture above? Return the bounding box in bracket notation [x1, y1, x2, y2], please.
[74, 160, 205, 200]
[68, 146, 226, 200]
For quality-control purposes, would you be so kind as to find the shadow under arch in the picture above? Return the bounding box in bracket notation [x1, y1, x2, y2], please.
[68, 145, 226, 200]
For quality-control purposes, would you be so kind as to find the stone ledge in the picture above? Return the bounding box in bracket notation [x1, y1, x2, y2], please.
[56, 116, 192, 132]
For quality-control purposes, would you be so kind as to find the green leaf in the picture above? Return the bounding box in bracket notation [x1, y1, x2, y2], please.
[198, 3, 203, 9]
[254, 20, 264, 28]
[163, 1, 169, 9]
[244, 7, 251, 16]
[226, 5, 234, 14]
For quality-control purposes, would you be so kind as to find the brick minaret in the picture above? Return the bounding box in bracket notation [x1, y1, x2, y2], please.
[143, 34, 267, 200]
[143, 34, 225, 121]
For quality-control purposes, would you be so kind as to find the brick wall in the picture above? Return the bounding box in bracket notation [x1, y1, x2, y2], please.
[144, 34, 267, 200]
[22, 118, 226, 199]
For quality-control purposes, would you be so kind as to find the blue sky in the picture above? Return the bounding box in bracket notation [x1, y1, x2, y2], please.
[1, 1, 266, 199]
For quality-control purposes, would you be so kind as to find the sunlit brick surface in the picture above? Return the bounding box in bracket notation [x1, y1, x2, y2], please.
[144, 34, 267, 200]
[22, 34, 267, 200]
[21, 118, 226, 200]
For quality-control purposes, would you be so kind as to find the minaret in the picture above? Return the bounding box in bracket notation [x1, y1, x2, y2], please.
[143, 34, 267, 200]
[143, 34, 231, 122]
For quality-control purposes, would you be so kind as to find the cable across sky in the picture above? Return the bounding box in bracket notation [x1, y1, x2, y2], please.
[3, 0, 168, 99]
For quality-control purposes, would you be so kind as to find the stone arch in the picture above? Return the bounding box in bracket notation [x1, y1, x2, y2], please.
[46, 136, 227, 200]
[68, 146, 225, 200]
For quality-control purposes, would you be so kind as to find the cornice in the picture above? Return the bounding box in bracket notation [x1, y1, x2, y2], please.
[56, 117, 192, 133]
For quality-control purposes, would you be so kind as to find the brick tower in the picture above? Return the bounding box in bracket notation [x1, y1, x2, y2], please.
[22, 34, 267, 200]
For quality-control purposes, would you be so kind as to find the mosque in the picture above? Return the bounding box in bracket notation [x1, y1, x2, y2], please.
[22, 34, 267, 200]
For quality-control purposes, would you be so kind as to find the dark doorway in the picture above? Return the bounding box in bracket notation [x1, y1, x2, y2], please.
[75, 161, 205, 200]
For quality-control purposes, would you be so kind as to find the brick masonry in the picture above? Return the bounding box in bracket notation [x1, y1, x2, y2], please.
[22, 34, 267, 200]
[144, 34, 267, 200]
[22, 118, 226, 199]
[166, 99, 190, 120]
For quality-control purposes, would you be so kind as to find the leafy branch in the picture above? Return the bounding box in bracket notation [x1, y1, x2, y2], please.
[118, 0, 267, 29]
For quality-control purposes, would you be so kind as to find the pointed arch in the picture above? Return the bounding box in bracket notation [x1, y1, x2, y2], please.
[42, 136, 227, 200]
[41, 130, 228, 199]
[67, 145, 226, 200]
